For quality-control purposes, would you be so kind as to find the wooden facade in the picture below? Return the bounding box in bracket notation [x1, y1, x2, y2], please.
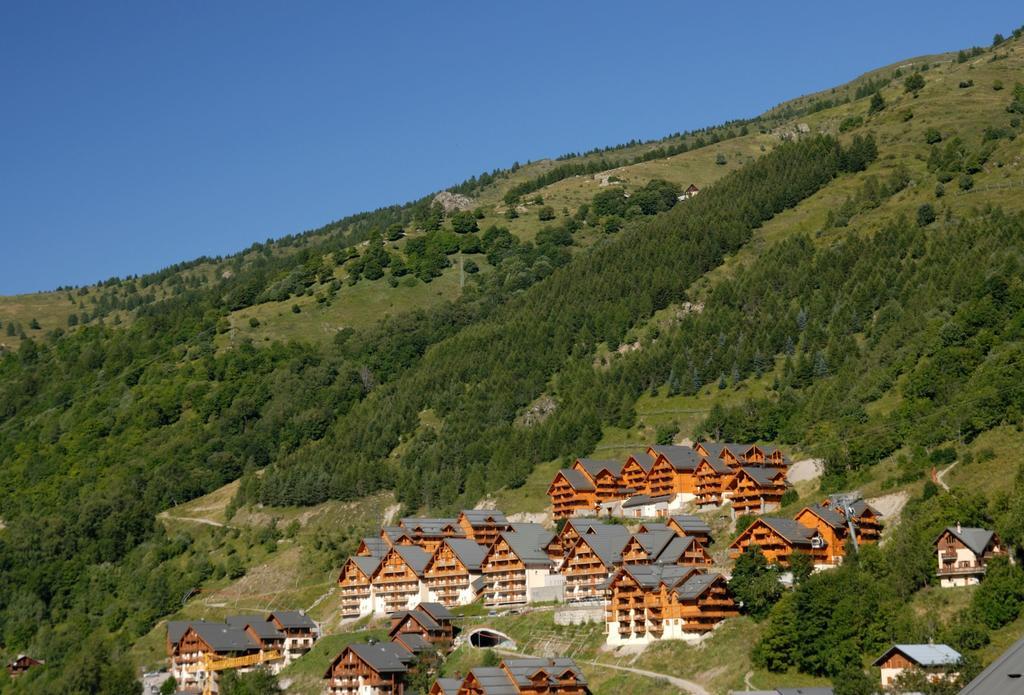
[6, 655, 43, 678]
[728, 467, 787, 516]
[561, 530, 629, 602]
[571, 459, 626, 505]
[621, 452, 654, 495]
[547, 469, 597, 520]
[456, 511, 511, 548]
[482, 535, 528, 606]
[338, 556, 378, 619]
[372, 546, 429, 614]
[388, 610, 454, 649]
[324, 644, 412, 695]
[694, 458, 732, 508]
[447, 658, 591, 695]
[729, 517, 828, 567]
[645, 454, 696, 498]
[935, 526, 1008, 587]
[423, 541, 475, 608]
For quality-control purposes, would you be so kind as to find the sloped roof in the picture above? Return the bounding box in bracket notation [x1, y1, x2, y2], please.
[622, 493, 673, 508]
[351, 555, 383, 578]
[960, 634, 1024, 694]
[381, 526, 411, 542]
[938, 526, 996, 556]
[432, 677, 465, 694]
[359, 537, 390, 557]
[749, 517, 819, 547]
[675, 572, 723, 600]
[847, 499, 880, 517]
[167, 620, 196, 645]
[576, 458, 624, 479]
[503, 657, 588, 688]
[499, 524, 555, 567]
[555, 468, 595, 492]
[459, 509, 511, 526]
[191, 622, 259, 652]
[346, 642, 415, 674]
[417, 602, 454, 622]
[623, 450, 656, 473]
[872, 643, 962, 668]
[393, 544, 433, 576]
[637, 522, 670, 533]
[649, 445, 702, 471]
[393, 631, 433, 654]
[400, 517, 462, 535]
[390, 609, 440, 632]
[225, 616, 284, 640]
[801, 504, 847, 530]
[464, 666, 517, 694]
[443, 538, 488, 572]
[268, 610, 316, 630]
[630, 530, 677, 559]
[668, 515, 712, 535]
[575, 525, 631, 567]
[697, 442, 749, 459]
[737, 466, 785, 486]
[653, 535, 701, 565]
[697, 457, 732, 474]
[606, 562, 699, 591]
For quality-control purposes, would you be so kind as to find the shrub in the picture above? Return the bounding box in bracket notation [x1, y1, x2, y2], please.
[924, 128, 942, 144]
[839, 116, 863, 132]
[993, 79, 1004, 91]
[935, 183, 945, 198]
[868, 91, 886, 114]
[248, 317, 260, 328]
[715, 152, 728, 165]
[291, 304, 301, 314]
[959, 80, 974, 89]
[538, 206, 556, 221]
[904, 73, 925, 94]
[916, 203, 936, 227]
[959, 174, 974, 191]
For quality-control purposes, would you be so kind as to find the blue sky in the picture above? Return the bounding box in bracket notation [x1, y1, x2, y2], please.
[1, 2, 1020, 294]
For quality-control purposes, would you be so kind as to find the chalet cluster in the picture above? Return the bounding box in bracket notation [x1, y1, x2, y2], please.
[729, 495, 882, 567]
[324, 602, 455, 695]
[337, 510, 741, 647]
[166, 610, 318, 691]
[430, 657, 591, 694]
[548, 443, 790, 520]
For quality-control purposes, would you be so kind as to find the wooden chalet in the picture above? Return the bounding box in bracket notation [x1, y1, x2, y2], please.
[169, 620, 280, 690]
[571, 458, 628, 505]
[873, 644, 962, 689]
[934, 524, 1008, 587]
[741, 444, 788, 470]
[644, 445, 701, 499]
[398, 518, 466, 554]
[338, 555, 383, 619]
[620, 450, 656, 495]
[547, 468, 597, 520]
[621, 529, 713, 567]
[224, 615, 286, 659]
[481, 524, 558, 606]
[372, 544, 432, 615]
[678, 183, 700, 200]
[793, 505, 852, 565]
[6, 655, 43, 678]
[562, 525, 631, 602]
[457, 510, 513, 547]
[429, 677, 464, 694]
[604, 565, 737, 645]
[388, 603, 456, 649]
[694, 456, 733, 508]
[693, 442, 748, 470]
[727, 466, 788, 516]
[266, 610, 318, 660]
[819, 495, 883, 543]
[424, 537, 488, 607]
[324, 642, 415, 695]
[358, 536, 391, 557]
[443, 657, 591, 695]
[729, 517, 829, 567]
[544, 519, 604, 563]
[665, 514, 713, 545]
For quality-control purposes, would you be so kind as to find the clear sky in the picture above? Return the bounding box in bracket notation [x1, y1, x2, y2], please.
[1, 2, 1020, 294]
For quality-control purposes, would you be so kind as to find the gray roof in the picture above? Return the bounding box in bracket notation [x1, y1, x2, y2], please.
[872, 643, 962, 668]
[630, 530, 677, 559]
[359, 537, 390, 557]
[460, 509, 511, 526]
[191, 622, 259, 652]
[939, 526, 996, 556]
[391, 609, 441, 631]
[268, 610, 316, 631]
[400, 517, 463, 535]
[605, 563, 700, 591]
[432, 677, 465, 695]
[802, 504, 846, 529]
[738, 466, 785, 486]
[675, 572, 723, 600]
[624, 451, 656, 473]
[465, 666, 518, 694]
[669, 515, 712, 535]
[637, 522, 670, 533]
[393, 631, 433, 653]
[503, 657, 588, 688]
[443, 538, 488, 572]
[622, 493, 672, 508]
[346, 642, 415, 673]
[352, 555, 383, 577]
[167, 620, 196, 645]
[500, 524, 556, 567]
[757, 517, 819, 546]
[381, 526, 411, 542]
[576, 458, 624, 479]
[393, 545, 433, 576]
[418, 602, 454, 622]
[654, 535, 702, 565]
[649, 445, 702, 471]
[960, 634, 1024, 694]
[698, 442, 749, 459]
[556, 467, 595, 492]
[225, 616, 284, 640]
[577, 525, 631, 567]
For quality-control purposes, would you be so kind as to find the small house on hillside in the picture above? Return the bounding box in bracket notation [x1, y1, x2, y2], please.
[934, 524, 1008, 587]
[678, 183, 700, 200]
[6, 655, 44, 678]
[872, 644, 962, 689]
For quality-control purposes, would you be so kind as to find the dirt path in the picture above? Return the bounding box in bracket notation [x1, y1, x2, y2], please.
[157, 511, 228, 528]
[937, 461, 958, 491]
[787, 458, 823, 483]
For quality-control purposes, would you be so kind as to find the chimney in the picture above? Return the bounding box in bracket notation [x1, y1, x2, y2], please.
[956, 522, 962, 534]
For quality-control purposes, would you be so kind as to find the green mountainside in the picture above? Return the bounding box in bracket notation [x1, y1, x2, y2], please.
[3, 26, 1024, 694]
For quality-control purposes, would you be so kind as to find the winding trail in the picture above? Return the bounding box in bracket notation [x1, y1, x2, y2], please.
[157, 511, 228, 528]
[937, 461, 958, 491]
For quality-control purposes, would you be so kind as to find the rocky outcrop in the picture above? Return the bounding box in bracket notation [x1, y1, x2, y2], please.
[433, 191, 474, 213]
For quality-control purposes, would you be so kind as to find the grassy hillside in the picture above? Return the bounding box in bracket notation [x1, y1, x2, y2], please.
[3, 25, 1024, 695]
